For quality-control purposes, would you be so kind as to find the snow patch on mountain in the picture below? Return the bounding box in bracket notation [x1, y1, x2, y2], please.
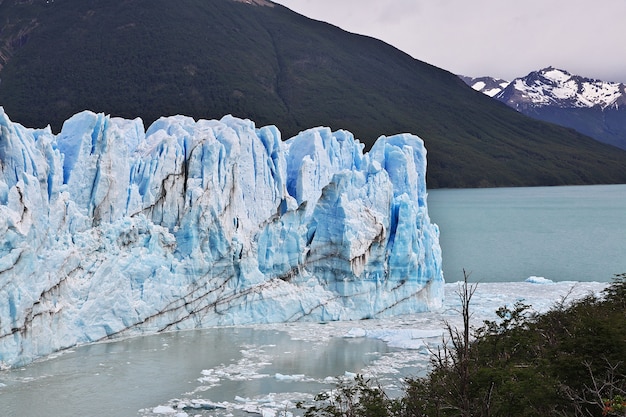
[496, 67, 626, 110]
[461, 68, 626, 110]
[461, 68, 626, 150]
[459, 75, 510, 97]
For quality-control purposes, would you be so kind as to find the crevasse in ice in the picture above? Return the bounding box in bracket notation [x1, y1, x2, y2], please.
[0, 108, 443, 367]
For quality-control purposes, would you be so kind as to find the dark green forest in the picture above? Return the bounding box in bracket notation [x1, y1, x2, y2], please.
[2, 0, 626, 187]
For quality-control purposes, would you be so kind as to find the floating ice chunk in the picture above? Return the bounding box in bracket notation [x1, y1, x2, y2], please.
[526, 276, 554, 284]
[344, 328, 367, 338]
[152, 405, 177, 414]
[344, 328, 443, 349]
[275, 373, 306, 381]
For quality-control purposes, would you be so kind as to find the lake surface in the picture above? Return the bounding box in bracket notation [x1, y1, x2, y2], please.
[0, 328, 391, 417]
[428, 184, 626, 283]
[0, 184, 622, 416]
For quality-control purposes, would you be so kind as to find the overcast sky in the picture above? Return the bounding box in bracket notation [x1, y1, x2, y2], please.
[272, 0, 626, 83]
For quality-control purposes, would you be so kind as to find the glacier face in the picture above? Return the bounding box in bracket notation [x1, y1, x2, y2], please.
[0, 108, 443, 368]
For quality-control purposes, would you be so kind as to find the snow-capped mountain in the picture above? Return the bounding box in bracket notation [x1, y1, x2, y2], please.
[0, 108, 443, 368]
[495, 67, 626, 111]
[459, 75, 510, 97]
[462, 68, 626, 150]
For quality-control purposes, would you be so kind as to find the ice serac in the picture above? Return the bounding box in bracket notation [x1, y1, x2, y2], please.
[0, 107, 443, 367]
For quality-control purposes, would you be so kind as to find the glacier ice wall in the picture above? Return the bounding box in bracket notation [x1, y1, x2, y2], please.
[0, 108, 443, 367]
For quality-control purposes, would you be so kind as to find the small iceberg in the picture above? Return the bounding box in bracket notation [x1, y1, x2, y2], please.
[525, 276, 554, 284]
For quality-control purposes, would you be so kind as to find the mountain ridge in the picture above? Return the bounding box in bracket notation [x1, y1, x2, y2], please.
[459, 75, 509, 97]
[497, 67, 626, 111]
[462, 67, 626, 150]
[2, 0, 626, 187]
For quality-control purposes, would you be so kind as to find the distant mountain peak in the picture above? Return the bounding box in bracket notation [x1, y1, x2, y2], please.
[461, 68, 626, 150]
[497, 67, 626, 111]
[459, 75, 509, 97]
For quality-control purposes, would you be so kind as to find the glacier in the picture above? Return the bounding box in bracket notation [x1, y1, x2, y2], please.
[0, 108, 443, 368]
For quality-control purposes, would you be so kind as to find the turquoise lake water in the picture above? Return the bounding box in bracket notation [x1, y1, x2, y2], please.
[428, 184, 626, 283]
